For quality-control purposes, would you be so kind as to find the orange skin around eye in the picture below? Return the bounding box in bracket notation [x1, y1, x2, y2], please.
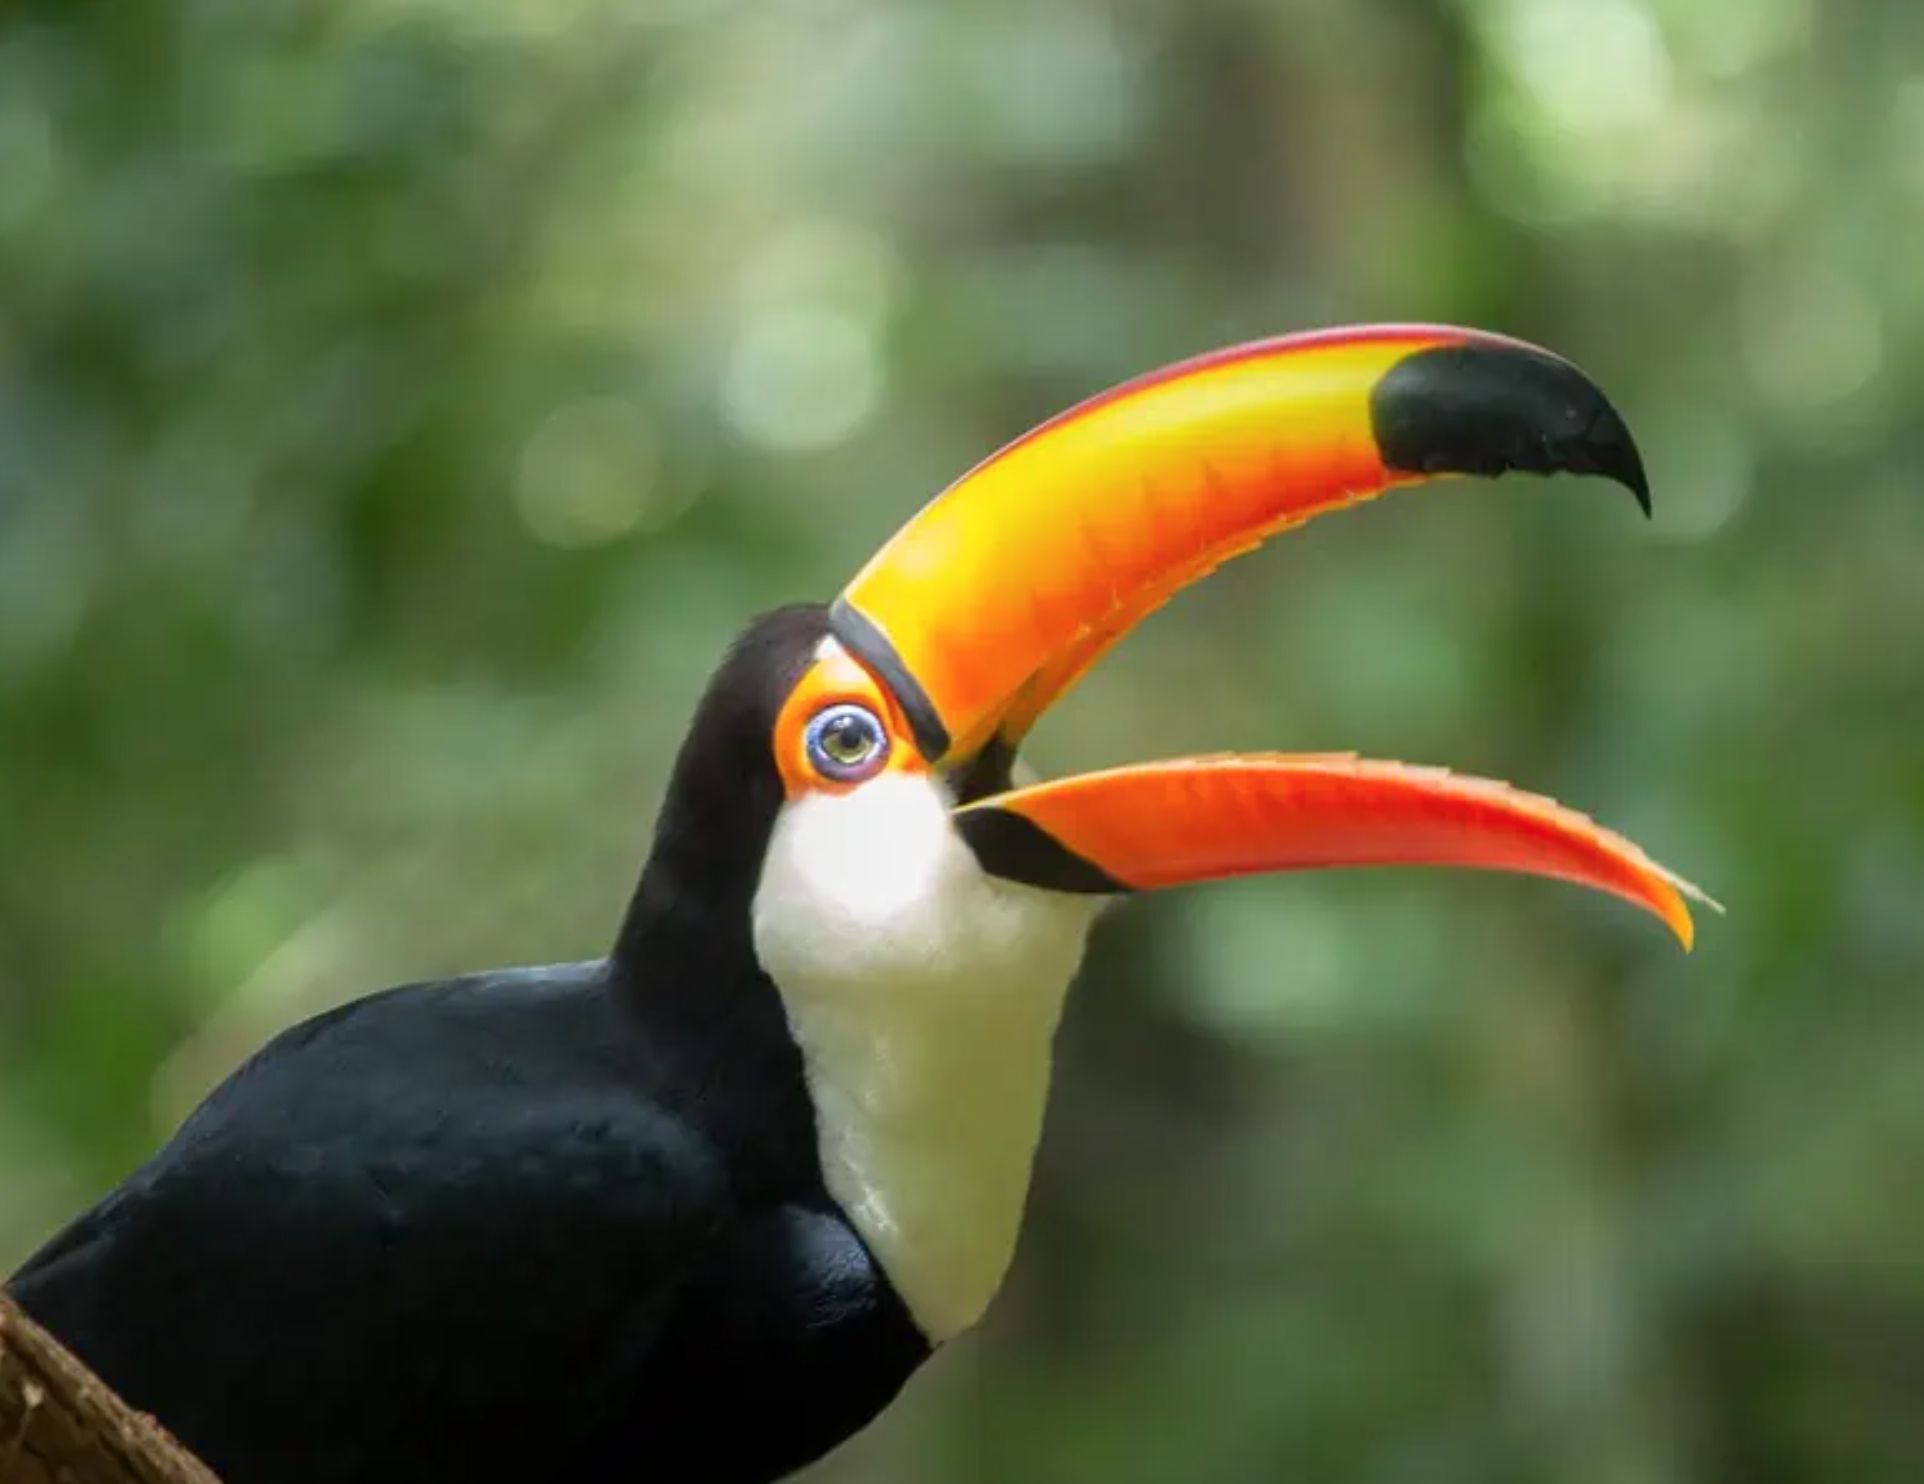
[771, 642, 932, 801]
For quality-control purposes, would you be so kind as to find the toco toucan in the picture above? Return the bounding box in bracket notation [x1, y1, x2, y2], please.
[6, 324, 1711, 1484]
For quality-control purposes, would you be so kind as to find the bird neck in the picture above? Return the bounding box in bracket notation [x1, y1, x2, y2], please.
[781, 953, 1082, 1345]
[750, 778, 1105, 1344]
[610, 863, 826, 1203]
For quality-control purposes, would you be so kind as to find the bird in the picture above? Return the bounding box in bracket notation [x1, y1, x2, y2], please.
[7, 323, 1713, 1484]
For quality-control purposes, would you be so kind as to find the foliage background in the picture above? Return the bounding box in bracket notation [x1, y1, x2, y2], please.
[2, 1, 1919, 1480]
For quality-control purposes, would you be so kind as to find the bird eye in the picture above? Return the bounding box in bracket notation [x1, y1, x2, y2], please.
[804, 703, 889, 782]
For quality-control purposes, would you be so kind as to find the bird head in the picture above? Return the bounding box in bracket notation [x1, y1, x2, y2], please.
[647, 323, 1716, 1342]
[741, 323, 1710, 959]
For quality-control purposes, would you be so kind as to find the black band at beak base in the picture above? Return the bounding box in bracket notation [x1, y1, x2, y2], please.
[828, 598, 953, 761]
[953, 807, 1130, 894]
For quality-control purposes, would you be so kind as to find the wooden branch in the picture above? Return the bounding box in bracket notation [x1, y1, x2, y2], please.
[0, 1293, 221, 1484]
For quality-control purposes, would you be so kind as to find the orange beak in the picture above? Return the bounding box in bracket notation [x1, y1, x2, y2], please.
[830, 323, 1716, 948]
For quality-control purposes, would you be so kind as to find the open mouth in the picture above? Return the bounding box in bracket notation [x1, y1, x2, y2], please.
[824, 323, 1715, 948]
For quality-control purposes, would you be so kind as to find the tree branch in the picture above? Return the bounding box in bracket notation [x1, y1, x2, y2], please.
[0, 1293, 221, 1484]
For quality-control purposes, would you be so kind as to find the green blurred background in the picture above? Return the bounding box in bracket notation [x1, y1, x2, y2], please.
[2, 0, 1920, 1479]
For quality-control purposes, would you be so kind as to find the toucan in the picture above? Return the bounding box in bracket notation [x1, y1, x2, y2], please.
[6, 324, 1710, 1484]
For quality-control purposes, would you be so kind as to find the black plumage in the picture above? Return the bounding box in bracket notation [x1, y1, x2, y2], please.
[7, 603, 930, 1484]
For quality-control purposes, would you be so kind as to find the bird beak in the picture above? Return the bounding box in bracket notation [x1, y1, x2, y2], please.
[829, 323, 1714, 948]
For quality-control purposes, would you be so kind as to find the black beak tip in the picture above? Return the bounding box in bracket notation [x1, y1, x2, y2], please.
[1371, 340, 1654, 518]
[1617, 438, 1655, 518]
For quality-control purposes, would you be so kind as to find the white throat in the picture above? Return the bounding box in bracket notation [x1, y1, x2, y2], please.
[750, 772, 1104, 1343]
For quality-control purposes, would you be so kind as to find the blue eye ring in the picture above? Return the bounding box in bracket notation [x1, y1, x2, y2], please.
[804, 702, 890, 782]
